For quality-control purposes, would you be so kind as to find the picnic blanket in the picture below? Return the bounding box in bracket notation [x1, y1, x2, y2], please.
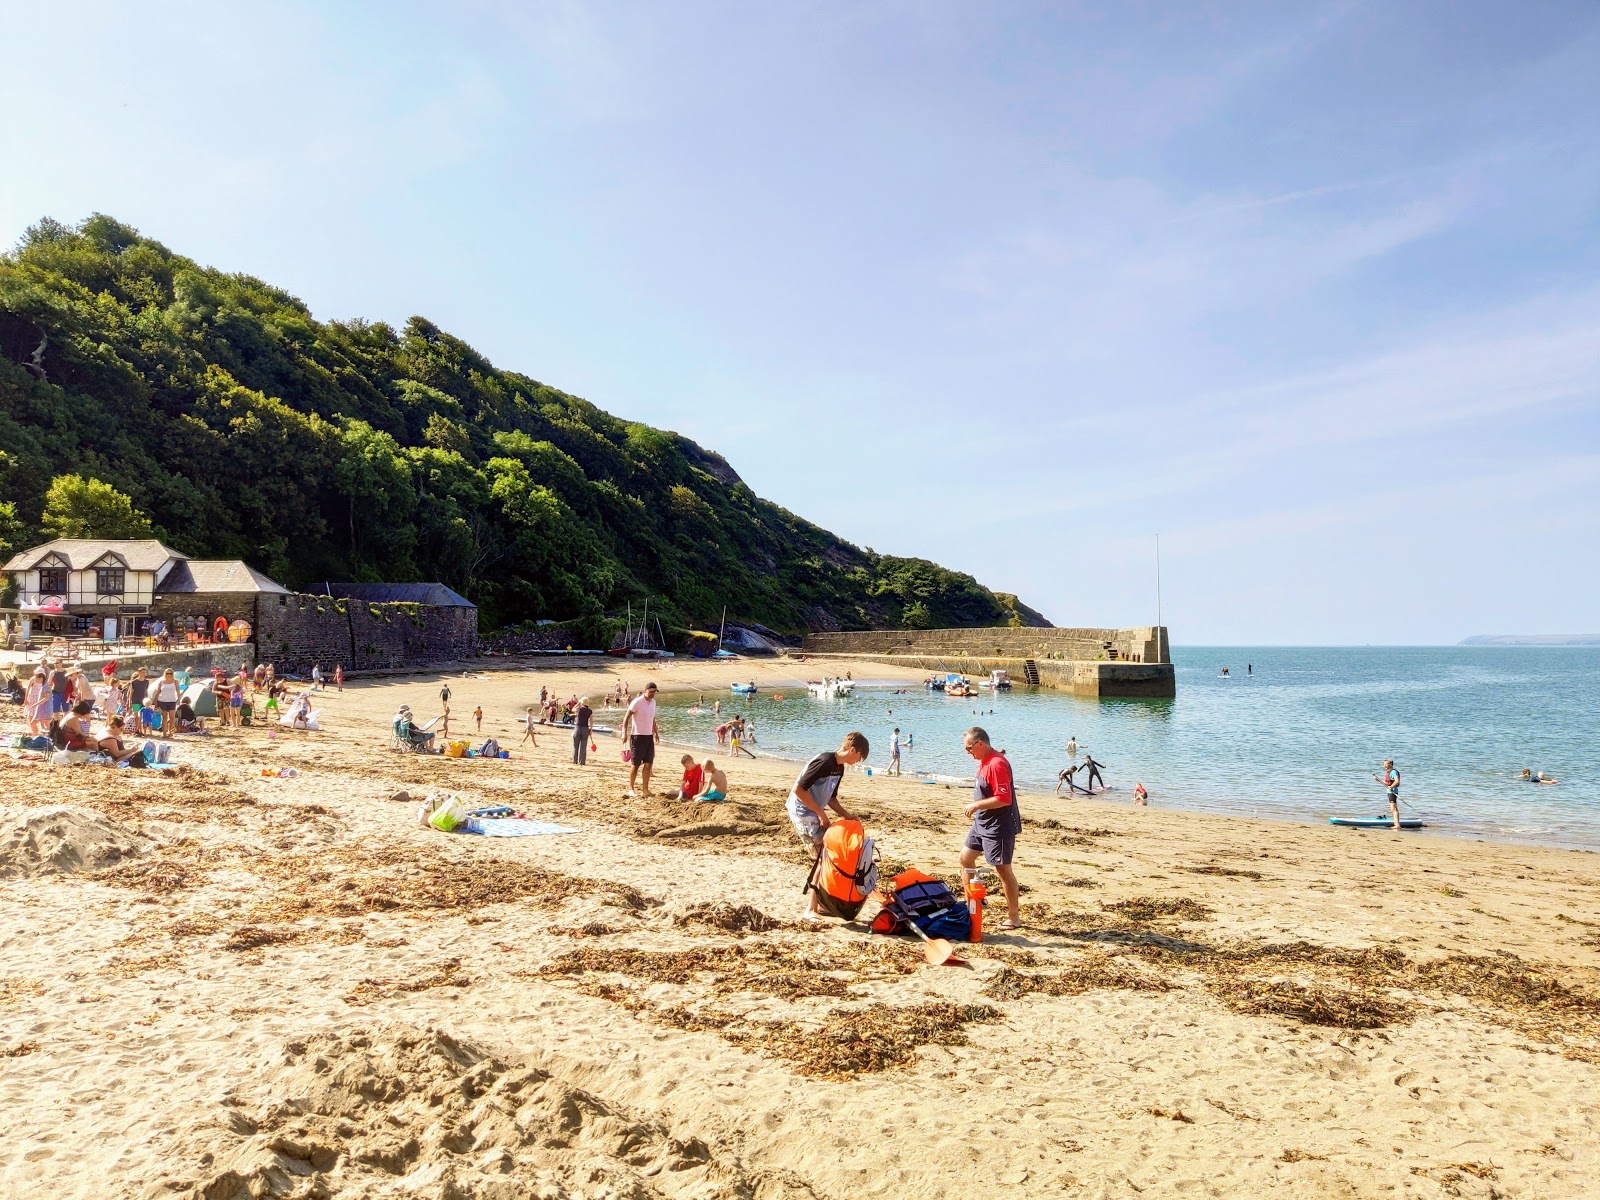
[460, 817, 576, 837]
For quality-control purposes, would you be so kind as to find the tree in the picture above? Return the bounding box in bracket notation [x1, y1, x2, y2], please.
[902, 601, 933, 629]
[40, 475, 153, 540]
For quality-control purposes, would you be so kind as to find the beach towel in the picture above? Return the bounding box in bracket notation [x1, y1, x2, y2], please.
[460, 818, 577, 837]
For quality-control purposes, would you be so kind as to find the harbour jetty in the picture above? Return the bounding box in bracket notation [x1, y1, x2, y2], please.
[801, 625, 1174, 697]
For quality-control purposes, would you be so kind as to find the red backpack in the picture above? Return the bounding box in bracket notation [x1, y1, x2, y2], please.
[804, 818, 879, 920]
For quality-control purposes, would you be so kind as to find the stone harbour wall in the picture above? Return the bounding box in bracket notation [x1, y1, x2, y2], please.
[803, 625, 1169, 664]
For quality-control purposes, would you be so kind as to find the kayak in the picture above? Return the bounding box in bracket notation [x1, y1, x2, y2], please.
[1329, 816, 1425, 829]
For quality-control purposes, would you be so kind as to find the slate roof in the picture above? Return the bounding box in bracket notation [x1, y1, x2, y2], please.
[2, 538, 188, 573]
[319, 582, 476, 608]
[156, 560, 290, 594]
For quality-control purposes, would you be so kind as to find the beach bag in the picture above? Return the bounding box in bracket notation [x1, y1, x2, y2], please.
[445, 740, 469, 758]
[804, 818, 879, 921]
[479, 738, 500, 759]
[869, 868, 970, 941]
[428, 795, 468, 832]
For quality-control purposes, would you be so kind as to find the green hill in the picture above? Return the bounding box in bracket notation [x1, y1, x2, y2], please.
[0, 215, 1046, 637]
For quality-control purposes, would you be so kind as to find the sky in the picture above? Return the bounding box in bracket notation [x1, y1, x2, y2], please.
[3, 1, 1597, 644]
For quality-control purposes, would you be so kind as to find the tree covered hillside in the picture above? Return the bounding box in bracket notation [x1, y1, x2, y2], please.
[0, 216, 1046, 635]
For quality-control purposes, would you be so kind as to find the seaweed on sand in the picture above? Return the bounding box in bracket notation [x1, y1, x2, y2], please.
[982, 961, 1173, 1001]
[723, 1002, 1003, 1079]
[1102, 897, 1215, 922]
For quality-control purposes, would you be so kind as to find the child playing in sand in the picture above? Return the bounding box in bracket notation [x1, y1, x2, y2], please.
[667, 754, 704, 801]
[696, 759, 728, 801]
[521, 708, 538, 746]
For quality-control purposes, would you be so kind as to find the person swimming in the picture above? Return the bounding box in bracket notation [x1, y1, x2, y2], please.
[1521, 768, 1559, 784]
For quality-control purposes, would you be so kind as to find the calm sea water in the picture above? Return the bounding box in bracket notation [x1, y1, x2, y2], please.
[655, 647, 1600, 851]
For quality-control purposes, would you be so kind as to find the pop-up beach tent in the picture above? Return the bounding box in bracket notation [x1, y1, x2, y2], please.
[180, 681, 218, 718]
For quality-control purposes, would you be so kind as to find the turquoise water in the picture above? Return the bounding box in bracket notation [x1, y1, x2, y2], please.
[656, 647, 1600, 851]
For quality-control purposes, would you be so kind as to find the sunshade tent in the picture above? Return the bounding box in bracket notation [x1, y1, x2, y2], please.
[180, 681, 217, 718]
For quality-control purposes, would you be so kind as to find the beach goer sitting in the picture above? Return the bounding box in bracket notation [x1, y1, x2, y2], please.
[695, 759, 728, 802]
[667, 754, 704, 801]
[56, 702, 98, 751]
[1133, 782, 1149, 806]
[176, 698, 204, 733]
[394, 705, 435, 750]
[95, 716, 148, 765]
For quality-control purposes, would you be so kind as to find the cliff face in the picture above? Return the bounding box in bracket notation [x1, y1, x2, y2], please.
[0, 215, 1041, 634]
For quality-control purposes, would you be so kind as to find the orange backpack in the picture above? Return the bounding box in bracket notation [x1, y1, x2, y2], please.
[804, 818, 879, 920]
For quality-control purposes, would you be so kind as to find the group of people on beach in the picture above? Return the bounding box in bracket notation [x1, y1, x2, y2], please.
[788, 727, 1024, 929]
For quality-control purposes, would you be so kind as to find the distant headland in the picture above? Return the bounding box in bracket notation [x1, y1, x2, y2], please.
[1458, 634, 1600, 646]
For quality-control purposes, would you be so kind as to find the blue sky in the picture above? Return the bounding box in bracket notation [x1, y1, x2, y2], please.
[4, 1, 1597, 643]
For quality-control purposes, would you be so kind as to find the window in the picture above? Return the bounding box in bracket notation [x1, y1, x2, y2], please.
[39, 568, 65, 594]
[97, 568, 126, 595]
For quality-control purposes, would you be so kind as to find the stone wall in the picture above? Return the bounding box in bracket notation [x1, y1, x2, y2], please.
[255, 594, 352, 672]
[801, 651, 1175, 698]
[154, 592, 264, 631]
[802, 626, 1168, 664]
[253, 592, 479, 674]
[71, 643, 256, 678]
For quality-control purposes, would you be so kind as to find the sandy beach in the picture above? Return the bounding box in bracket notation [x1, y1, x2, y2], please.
[4, 656, 1599, 1199]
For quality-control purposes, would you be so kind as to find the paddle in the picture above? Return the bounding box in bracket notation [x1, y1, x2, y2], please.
[902, 916, 966, 967]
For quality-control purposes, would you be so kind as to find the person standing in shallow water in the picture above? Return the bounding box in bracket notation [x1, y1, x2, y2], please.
[1374, 759, 1401, 829]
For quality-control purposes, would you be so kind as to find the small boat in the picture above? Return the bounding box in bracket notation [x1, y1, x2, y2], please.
[977, 669, 1012, 692]
[806, 679, 855, 698]
[924, 676, 945, 691]
[1328, 816, 1425, 830]
[730, 682, 758, 694]
[943, 673, 976, 698]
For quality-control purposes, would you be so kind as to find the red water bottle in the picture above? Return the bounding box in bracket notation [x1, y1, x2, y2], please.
[966, 871, 986, 943]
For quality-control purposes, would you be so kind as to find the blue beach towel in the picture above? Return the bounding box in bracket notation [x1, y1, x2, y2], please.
[461, 817, 577, 837]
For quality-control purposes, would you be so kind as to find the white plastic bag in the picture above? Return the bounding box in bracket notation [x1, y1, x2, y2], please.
[427, 794, 468, 832]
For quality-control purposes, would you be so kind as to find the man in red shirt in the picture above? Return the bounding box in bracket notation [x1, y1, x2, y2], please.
[959, 726, 1022, 930]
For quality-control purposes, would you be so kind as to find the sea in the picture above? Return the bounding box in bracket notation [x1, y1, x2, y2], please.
[655, 646, 1600, 852]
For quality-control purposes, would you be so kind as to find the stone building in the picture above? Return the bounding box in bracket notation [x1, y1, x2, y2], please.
[1, 538, 285, 643]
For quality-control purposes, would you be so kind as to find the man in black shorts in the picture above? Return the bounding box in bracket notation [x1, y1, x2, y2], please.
[622, 681, 660, 796]
[959, 726, 1022, 929]
[1056, 762, 1084, 795]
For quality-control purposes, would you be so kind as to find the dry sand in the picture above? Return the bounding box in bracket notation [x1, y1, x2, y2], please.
[3, 657, 1598, 1199]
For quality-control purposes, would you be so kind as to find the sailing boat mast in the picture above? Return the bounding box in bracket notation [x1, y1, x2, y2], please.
[717, 605, 726, 654]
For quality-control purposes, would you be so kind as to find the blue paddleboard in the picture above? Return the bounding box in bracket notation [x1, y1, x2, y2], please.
[1329, 816, 1424, 829]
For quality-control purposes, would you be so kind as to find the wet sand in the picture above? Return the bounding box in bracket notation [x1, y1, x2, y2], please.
[2, 657, 1597, 1198]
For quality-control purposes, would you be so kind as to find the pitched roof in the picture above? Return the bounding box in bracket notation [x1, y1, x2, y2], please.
[1, 538, 187, 573]
[156, 560, 290, 594]
[320, 582, 476, 608]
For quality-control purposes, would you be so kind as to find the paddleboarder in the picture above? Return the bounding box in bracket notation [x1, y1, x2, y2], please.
[1373, 759, 1401, 830]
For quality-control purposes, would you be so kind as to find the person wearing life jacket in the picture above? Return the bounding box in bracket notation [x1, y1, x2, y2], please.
[959, 726, 1022, 930]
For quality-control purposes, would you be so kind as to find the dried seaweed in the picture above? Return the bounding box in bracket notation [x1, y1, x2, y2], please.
[1183, 864, 1264, 880]
[0, 978, 46, 1005]
[672, 903, 788, 934]
[2, 1041, 39, 1057]
[1280, 1148, 1328, 1163]
[982, 961, 1172, 1001]
[344, 959, 473, 1006]
[723, 1002, 1003, 1079]
[1102, 897, 1214, 922]
[1206, 978, 1410, 1028]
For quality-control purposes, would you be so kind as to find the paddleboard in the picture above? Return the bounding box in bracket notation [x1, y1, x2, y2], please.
[1328, 816, 1425, 829]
